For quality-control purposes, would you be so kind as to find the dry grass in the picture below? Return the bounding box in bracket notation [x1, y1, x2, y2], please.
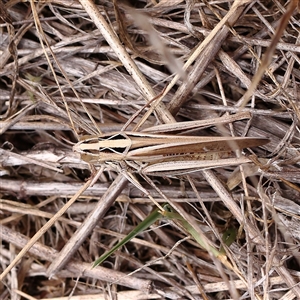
[1, 0, 300, 299]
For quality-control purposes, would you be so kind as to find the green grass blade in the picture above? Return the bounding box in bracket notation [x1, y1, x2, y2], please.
[219, 227, 237, 255]
[163, 210, 221, 258]
[93, 204, 168, 267]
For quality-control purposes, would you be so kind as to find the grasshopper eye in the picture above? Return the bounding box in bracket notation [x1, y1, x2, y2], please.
[73, 139, 100, 156]
[73, 133, 132, 157]
[81, 147, 99, 155]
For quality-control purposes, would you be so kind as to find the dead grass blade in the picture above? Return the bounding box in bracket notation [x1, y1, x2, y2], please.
[0, 178, 93, 281]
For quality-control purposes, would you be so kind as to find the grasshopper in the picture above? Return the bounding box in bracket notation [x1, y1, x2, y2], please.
[73, 131, 269, 175]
